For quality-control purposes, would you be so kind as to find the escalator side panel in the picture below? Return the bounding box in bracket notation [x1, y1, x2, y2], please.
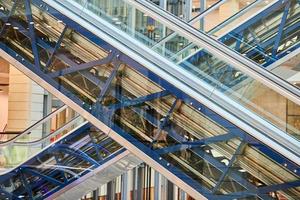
[0, 0, 299, 199]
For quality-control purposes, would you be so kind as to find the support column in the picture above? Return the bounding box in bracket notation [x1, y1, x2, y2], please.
[137, 165, 145, 200]
[154, 171, 161, 200]
[200, 0, 206, 30]
[121, 172, 130, 200]
[185, 0, 192, 21]
[92, 189, 99, 200]
[179, 189, 187, 200]
[107, 181, 115, 200]
[167, 180, 174, 200]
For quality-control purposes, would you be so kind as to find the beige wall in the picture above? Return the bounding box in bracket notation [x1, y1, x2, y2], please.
[0, 87, 8, 132]
[7, 66, 45, 136]
[0, 59, 9, 132]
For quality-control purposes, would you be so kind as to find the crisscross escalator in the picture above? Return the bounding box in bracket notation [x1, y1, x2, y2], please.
[0, 0, 299, 199]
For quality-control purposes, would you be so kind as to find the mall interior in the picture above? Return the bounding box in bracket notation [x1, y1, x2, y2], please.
[0, 0, 300, 199]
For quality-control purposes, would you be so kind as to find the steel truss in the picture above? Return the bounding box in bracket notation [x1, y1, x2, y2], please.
[0, 0, 299, 199]
[0, 123, 124, 200]
[184, 0, 300, 88]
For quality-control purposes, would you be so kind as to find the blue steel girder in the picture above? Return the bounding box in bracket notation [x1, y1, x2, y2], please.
[218, 180, 300, 200]
[0, 0, 18, 36]
[52, 145, 100, 167]
[184, 0, 300, 74]
[0, 0, 299, 198]
[24, 0, 41, 69]
[22, 168, 64, 186]
[19, 170, 34, 199]
[152, 98, 180, 143]
[88, 132, 104, 161]
[211, 142, 246, 193]
[0, 123, 125, 199]
[0, 27, 296, 200]
[96, 58, 121, 104]
[48, 51, 117, 78]
[0, 188, 20, 200]
[272, 1, 292, 57]
[155, 133, 237, 155]
[109, 90, 170, 111]
[54, 154, 68, 183]
[44, 25, 69, 70]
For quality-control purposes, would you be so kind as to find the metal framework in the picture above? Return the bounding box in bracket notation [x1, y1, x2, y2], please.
[0, 0, 299, 199]
[183, 0, 300, 88]
[0, 123, 125, 200]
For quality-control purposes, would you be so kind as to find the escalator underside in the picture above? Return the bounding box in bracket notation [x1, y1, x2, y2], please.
[0, 0, 299, 199]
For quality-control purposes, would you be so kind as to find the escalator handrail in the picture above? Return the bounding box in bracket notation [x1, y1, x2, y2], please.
[0, 121, 89, 176]
[49, 0, 300, 165]
[128, 0, 300, 107]
[172, 0, 269, 60]
[151, 0, 228, 49]
[13, 115, 83, 146]
[0, 104, 68, 146]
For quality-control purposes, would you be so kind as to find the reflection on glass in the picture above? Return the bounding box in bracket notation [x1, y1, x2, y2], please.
[0, 0, 299, 198]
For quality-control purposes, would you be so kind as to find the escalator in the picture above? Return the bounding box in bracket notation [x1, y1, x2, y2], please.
[0, 0, 299, 199]
[0, 104, 82, 174]
[0, 122, 130, 199]
[0, 94, 139, 199]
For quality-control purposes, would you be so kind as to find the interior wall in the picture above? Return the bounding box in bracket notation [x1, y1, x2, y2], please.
[0, 86, 8, 132]
[0, 58, 9, 132]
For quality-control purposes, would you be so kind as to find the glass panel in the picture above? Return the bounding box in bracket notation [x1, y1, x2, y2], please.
[0, 0, 299, 197]
[63, 0, 300, 142]
[0, 127, 122, 199]
[0, 106, 84, 173]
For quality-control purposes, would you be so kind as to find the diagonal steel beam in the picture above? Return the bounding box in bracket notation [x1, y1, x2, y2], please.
[271, 1, 291, 57]
[23, 168, 64, 186]
[219, 180, 300, 199]
[152, 99, 179, 143]
[155, 133, 237, 155]
[211, 142, 246, 193]
[0, 0, 18, 37]
[96, 58, 121, 103]
[24, 0, 41, 69]
[48, 51, 116, 78]
[54, 145, 100, 167]
[109, 90, 170, 111]
[44, 25, 68, 70]
[20, 170, 33, 199]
